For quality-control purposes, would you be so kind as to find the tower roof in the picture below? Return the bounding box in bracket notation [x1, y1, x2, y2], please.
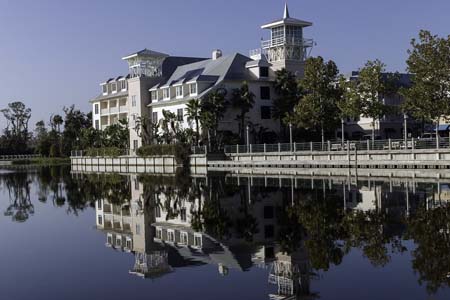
[261, 3, 312, 29]
[122, 48, 169, 61]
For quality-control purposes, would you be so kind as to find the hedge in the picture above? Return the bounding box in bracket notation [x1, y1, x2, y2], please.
[85, 147, 123, 157]
[137, 144, 190, 164]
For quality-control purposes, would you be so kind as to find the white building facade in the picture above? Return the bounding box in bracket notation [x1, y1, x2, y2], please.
[90, 4, 314, 148]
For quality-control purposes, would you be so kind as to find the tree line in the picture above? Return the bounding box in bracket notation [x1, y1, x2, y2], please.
[0, 103, 128, 156]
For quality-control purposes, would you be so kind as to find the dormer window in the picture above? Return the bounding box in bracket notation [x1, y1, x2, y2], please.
[151, 90, 158, 101]
[102, 85, 108, 95]
[260, 67, 269, 78]
[120, 80, 127, 91]
[111, 82, 117, 93]
[189, 83, 197, 95]
[162, 88, 170, 100]
[175, 86, 183, 98]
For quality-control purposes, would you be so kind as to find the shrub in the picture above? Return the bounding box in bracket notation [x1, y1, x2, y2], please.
[137, 144, 190, 164]
[85, 147, 123, 157]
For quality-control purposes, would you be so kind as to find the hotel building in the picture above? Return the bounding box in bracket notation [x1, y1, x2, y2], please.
[90, 4, 314, 150]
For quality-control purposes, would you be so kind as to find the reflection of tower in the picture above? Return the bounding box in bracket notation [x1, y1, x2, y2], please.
[129, 251, 172, 278]
[268, 245, 314, 300]
[258, 3, 314, 75]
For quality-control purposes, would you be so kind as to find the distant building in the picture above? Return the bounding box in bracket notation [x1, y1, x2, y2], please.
[342, 71, 415, 140]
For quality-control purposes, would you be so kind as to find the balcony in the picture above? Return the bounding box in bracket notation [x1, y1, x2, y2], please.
[261, 37, 314, 49]
[100, 108, 109, 115]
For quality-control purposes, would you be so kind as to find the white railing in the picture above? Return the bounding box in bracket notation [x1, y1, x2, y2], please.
[261, 37, 314, 49]
[224, 138, 450, 154]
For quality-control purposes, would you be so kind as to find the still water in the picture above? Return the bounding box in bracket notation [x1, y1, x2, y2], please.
[1, 166, 450, 300]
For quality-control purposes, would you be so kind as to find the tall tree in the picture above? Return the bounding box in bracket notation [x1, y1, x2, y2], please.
[231, 82, 255, 142]
[402, 30, 450, 140]
[291, 57, 341, 144]
[337, 76, 362, 142]
[357, 60, 395, 143]
[62, 105, 91, 156]
[273, 68, 301, 140]
[1, 101, 32, 153]
[200, 90, 227, 150]
[185, 99, 202, 145]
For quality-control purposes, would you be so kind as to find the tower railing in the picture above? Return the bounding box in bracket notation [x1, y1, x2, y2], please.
[261, 37, 314, 49]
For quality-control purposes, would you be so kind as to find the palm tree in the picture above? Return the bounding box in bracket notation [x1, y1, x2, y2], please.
[186, 99, 202, 145]
[52, 115, 64, 134]
[231, 81, 255, 142]
[200, 90, 227, 150]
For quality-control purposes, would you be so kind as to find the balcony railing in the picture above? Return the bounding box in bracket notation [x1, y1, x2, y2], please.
[261, 37, 314, 49]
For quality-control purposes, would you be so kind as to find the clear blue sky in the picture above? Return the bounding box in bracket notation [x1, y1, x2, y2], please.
[0, 0, 449, 129]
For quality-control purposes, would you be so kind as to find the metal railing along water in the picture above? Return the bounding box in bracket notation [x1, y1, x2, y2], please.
[224, 138, 450, 154]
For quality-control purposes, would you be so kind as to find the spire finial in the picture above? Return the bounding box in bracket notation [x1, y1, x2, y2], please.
[283, 2, 290, 19]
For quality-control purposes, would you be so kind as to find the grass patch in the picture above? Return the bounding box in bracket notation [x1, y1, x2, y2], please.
[11, 157, 71, 166]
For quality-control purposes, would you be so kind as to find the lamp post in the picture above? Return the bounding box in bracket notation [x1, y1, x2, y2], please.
[246, 124, 250, 150]
[341, 118, 345, 146]
[403, 113, 408, 147]
[289, 123, 293, 151]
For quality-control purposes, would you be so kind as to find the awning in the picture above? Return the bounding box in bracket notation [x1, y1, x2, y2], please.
[434, 124, 450, 131]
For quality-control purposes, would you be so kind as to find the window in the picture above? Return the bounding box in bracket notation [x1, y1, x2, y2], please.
[177, 108, 184, 122]
[155, 205, 161, 218]
[116, 236, 122, 247]
[260, 67, 269, 77]
[120, 80, 127, 91]
[97, 215, 103, 225]
[180, 208, 186, 222]
[264, 225, 274, 238]
[152, 112, 158, 124]
[176, 86, 183, 98]
[181, 232, 188, 245]
[95, 120, 99, 130]
[260, 86, 271, 100]
[151, 90, 158, 101]
[97, 200, 102, 210]
[94, 104, 99, 114]
[135, 224, 141, 235]
[131, 95, 137, 107]
[261, 106, 271, 119]
[133, 140, 138, 151]
[102, 84, 108, 94]
[126, 239, 132, 249]
[264, 206, 274, 219]
[134, 178, 139, 190]
[194, 235, 202, 248]
[168, 230, 175, 242]
[156, 228, 162, 239]
[163, 88, 170, 99]
[189, 83, 197, 95]
[111, 82, 117, 93]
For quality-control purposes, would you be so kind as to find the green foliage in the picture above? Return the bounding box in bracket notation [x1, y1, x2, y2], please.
[402, 30, 450, 123]
[49, 144, 60, 158]
[185, 99, 202, 145]
[61, 105, 92, 155]
[0, 101, 32, 154]
[137, 143, 190, 164]
[290, 57, 341, 142]
[231, 81, 255, 141]
[85, 147, 123, 157]
[273, 68, 301, 121]
[200, 89, 228, 150]
[101, 119, 129, 148]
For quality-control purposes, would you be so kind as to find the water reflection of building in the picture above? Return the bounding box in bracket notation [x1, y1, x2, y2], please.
[91, 173, 450, 299]
[96, 175, 173, 278]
